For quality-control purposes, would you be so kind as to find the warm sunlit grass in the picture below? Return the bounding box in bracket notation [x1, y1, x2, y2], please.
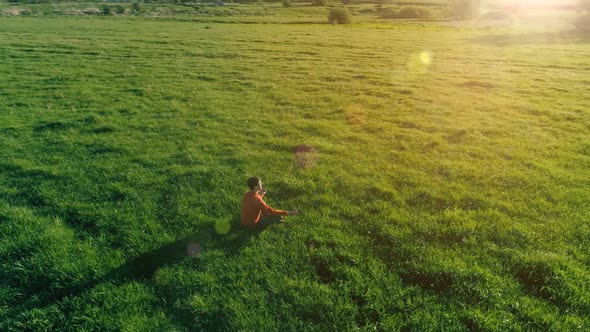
[0, 8, 589, 331]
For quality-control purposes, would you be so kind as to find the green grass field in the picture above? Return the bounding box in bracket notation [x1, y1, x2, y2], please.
[1, 7, 589, 331]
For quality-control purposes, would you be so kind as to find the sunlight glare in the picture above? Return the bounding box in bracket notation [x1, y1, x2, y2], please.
[407, 50, 433, 74]
[493, 0, 576, 9]
[420, 51, 432, 66]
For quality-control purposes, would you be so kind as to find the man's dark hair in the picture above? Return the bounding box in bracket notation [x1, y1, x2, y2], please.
[247, 176, 261, 190]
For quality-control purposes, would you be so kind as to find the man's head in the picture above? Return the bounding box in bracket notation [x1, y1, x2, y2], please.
[247, 176, 262, 191]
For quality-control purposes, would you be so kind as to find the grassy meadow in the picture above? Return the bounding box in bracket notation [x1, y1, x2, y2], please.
[1, 7, 590, 331]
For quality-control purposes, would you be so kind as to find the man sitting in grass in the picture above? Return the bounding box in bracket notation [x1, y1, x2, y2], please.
[240, 176, 299, 230]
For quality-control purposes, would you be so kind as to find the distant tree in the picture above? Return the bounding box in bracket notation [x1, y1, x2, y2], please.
[282, 0, 292, 7]
[328, 7, 351, 23]
[575, 0, 590, 29]
[378, 8, 400, 19]
[398, 6, 432, 19]
[132, 2, 141, 12]
[575, 14, 590, 29]
[449, 0, 480, 19]
[102, 5, 112, 15]
[313, 0, 327, 6]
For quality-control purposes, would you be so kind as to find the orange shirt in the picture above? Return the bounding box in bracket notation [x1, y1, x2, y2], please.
[240, 191, 288, 227]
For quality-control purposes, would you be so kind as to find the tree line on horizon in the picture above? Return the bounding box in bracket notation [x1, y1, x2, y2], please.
[1, 0, 481, 19]
[2, 0, 460, 6]
[3, 0, 589, 26]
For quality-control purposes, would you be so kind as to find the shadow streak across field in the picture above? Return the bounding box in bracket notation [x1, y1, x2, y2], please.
[468, 29, 590, 46]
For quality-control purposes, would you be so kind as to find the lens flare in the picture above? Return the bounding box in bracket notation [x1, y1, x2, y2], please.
[407, 50, 433, 74]
[215, 219, 231, 235]
[420, 51, 432, 66]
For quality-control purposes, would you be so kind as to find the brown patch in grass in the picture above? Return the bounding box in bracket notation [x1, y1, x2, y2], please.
[294, 144, 318, 169]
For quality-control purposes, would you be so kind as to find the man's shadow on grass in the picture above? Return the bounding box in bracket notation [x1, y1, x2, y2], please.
[39, 218, 271, 307]
[106, 224, 264, 280]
